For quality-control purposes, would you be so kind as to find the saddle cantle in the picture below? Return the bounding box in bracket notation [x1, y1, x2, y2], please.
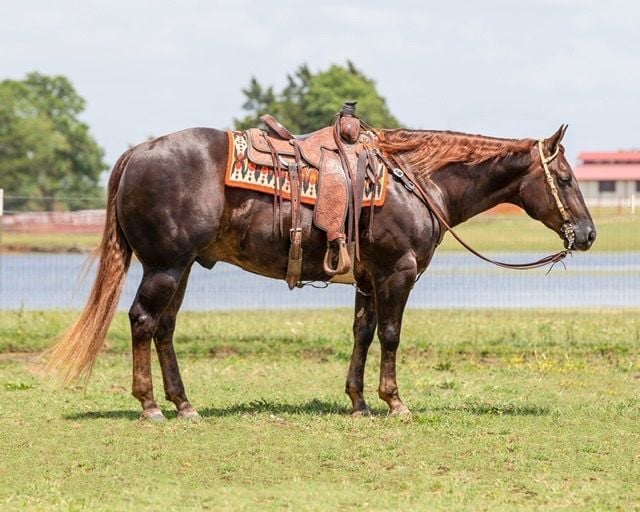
[232, 101, 386, 289]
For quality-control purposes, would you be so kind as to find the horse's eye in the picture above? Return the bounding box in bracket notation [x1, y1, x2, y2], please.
[558, 175, 571, 186]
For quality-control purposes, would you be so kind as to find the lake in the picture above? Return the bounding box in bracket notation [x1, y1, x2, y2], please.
[1, 252, 638, 310]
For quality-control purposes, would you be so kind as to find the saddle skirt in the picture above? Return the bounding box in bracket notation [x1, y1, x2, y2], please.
[225, 130, 387, 208]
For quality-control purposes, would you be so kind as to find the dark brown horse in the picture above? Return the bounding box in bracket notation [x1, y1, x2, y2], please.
[46, 123, 596, 420]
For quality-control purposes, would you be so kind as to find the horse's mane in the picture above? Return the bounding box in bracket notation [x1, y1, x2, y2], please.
[376, 129, 535, 177]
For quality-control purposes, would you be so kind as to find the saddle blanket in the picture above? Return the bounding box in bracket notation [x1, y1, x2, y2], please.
[225, 131, 387, 207]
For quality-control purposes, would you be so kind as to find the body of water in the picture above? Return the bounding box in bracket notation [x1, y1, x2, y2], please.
[1, 252, 638, 310]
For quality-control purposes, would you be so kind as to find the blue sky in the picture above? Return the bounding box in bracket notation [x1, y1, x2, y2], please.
[2, 1, 639, 167]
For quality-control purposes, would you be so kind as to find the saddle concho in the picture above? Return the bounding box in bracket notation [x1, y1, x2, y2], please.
[225, 130, 388, 207]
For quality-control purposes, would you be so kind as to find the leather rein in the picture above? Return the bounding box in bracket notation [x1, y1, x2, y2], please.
[377, 140, 573, 271]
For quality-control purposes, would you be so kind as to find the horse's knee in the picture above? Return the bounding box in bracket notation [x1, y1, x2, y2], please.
[377, 323, 400, 350]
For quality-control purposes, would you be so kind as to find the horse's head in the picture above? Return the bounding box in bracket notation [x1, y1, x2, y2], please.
[519, 125, 596, 251]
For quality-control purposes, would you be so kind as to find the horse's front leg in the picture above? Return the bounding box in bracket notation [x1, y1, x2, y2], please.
[374, 257, 417, 416]
[345, 286, 376, 416]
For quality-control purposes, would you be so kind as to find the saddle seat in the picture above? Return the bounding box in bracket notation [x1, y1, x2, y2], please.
[246, 125, 340, 171]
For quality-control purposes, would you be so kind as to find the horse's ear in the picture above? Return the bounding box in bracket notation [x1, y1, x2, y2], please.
[547, 124, 568, 151]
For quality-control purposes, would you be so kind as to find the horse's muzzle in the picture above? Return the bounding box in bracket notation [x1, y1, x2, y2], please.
[570, 222, 596, 251]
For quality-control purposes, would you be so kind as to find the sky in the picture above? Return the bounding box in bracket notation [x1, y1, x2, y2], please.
[1, 0, 639, 169]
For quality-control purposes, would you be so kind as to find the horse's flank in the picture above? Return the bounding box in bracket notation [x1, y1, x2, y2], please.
[378, 129, 535, 178]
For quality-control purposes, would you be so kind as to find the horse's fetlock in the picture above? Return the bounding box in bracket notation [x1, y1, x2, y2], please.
[131, 387, 145, 401]
[378, 385, 398, 400]
[345, 383, 361, 396]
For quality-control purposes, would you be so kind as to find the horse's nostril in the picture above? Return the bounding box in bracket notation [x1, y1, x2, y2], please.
[588, 229, 596, 242]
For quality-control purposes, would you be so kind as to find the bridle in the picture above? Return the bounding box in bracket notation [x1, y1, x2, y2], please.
[537, 139, 575, 251]
[377, 139, 574, 271]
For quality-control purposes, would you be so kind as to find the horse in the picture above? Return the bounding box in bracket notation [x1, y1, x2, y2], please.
[46, 122, 596, 420]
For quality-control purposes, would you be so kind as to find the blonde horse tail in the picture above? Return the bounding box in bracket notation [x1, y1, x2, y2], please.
[44, 149, 133, 384]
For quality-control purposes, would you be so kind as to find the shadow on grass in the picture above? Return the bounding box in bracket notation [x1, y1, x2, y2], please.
[63, 399, 352, 421]
[63, 400, 550, 421]
[433, 402, 550, 416]
[198, 398, 351, 418]
[64, 410, 141, 421]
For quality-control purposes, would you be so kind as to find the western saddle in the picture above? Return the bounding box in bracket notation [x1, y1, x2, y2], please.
[245, 101, 381, 289]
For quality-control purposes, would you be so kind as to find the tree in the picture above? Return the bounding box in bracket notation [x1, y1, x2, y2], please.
[234, 62, 401, 133]
[0, 72, 107, 211]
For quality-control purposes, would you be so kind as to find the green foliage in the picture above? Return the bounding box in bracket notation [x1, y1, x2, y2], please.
[235, 61, 401, 132]
[0, 72, 107, 211]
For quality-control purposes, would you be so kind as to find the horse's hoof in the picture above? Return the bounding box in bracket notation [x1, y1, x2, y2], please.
[389, 405, 413, 418]
[351, 408, 371, 417]
[177, 408, 201, 421]
[140, 408, 167, 422]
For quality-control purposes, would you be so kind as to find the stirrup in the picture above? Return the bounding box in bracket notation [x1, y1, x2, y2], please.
[323, 238, 351, 276]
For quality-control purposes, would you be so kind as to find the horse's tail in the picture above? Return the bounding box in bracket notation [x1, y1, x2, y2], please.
[44, 149, 134, 384]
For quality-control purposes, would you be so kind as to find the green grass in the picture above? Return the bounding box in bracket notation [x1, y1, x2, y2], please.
[1, 232, 100, 253]
[1, 309, 640, 510]
[438, 207, 640, 252]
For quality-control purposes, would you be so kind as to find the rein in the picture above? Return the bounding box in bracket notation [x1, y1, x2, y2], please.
[377, 140, 573, 271]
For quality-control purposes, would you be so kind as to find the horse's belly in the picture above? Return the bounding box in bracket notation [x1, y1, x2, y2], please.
[200, 218, 331, 282]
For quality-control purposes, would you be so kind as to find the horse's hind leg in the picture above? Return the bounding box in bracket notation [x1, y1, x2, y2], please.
[153, 265, 200, 420]
[345, 288, 376, 416]
[129, 266, 185, 421]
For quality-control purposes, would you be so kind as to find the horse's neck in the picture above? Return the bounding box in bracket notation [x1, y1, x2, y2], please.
[429, 158, 525, 227]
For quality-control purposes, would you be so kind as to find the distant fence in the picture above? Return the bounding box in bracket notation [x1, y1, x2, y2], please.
[2, 209, 105, 234]
[1, 193, 639, 310]
[586, 194, 637, 213]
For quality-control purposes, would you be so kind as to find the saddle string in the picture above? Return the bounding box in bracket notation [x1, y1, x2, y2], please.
[262, 133, 284, 237]
[332, 120, 358, 260]
[365, 148, 378, 242]
[375, 150, 571, 271]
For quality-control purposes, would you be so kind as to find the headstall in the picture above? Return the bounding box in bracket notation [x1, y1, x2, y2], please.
[537, 140, 575, 251]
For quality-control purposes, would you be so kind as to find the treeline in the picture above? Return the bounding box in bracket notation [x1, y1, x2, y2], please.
[1, 63, 399, 212]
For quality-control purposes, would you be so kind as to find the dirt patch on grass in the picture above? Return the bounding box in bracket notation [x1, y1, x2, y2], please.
[0, 352, 40, 362]
[208, 346, 241, 359]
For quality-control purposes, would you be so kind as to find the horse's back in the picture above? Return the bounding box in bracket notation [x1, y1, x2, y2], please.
[116, 128, 229, 267]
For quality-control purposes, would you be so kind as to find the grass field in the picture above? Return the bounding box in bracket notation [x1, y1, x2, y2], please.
[437, 207, 639, 252]
[2, 207, 639, 253]
[0, 232, 100, 253]
[1, 309, 639, 510]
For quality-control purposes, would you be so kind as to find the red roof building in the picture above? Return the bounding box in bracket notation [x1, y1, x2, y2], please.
[573, 151, 640, 202]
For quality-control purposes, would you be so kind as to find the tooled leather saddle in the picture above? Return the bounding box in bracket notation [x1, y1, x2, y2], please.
[245, 101, 382, 289]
